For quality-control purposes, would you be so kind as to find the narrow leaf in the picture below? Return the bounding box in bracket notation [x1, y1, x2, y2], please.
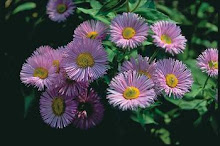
[13, 2, 36, 14]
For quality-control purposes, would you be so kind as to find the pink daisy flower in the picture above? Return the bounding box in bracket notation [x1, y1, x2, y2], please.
[74, 20, 108, 40]
[110, 12, 149, 49]
[197, 48, 218, 77]
[47, 0, 75, 23]
[151, 21, 187, 55]
[62, 39, 108, 82]
[32, 45, 54, 56]
[107, 71, 156, 111]
[72, 89, 104, 130]
[153, 58, 193, 98]
[20, 55, 57, 91]
[40, 88, 77, 129]
[52, 69, 89, 97]
[121, 55, 156, 79]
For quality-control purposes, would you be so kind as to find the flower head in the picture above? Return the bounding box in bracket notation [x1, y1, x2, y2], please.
[110, 12, 149, 49]
[43, 49, 64, 74]
[74, 20, 108, 40]
[62, 39, 108, 82]
[197, 48, 218, 77]
[20, 55, 57, 91]
[107, 71, 156, 111]
[47, 0, 75, 22]
[121, 55, 156, 79]
[153, 58, 193, 98]
[32, 45, 54, 56]
[52, 69, 89, 97]
[40, 88, 77, 129]
[151, 21, 187, 55]
[72, 89, 104, 130]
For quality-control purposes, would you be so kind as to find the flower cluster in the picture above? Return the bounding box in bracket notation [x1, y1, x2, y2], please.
[21, 4, 218, 129]
[20, 38, 107, 129]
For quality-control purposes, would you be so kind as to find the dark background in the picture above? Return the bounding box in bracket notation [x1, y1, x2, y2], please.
[1, 0, 218, 145]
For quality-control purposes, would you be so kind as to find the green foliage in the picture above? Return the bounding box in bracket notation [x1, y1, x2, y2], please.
[153, 128, 171, 145]
[133, 8, 172, 24]
[13, 2, 36, 14]
[156, 4, 192, 25]
[131, 108, 158, 126]
[24, 90, 35, 118]
[97, 0, 126, 15]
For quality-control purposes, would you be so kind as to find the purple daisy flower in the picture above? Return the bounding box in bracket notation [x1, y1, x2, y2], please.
[57, 45, 67, 54]
[72, 89, 104, 130]
[151, 21, 187, 55]
[74, 20, 108, 40]
[47, 0, 75, 23]
[62, 39, 108, 82]
[40, 88, 77, 129]
[153, 58, 193, 98]
[52, 69, 89, 97]
[20, 55, 57, 91]
[43, 49, 64, 74]
[121, 55, 156, 79]
[197, 48, 218, 77]
[110, 12, 149, 49]
[107, 71, 156, 111]
[32, 45, 54, 56]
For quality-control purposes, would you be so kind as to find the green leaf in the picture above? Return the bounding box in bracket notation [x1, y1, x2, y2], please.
[97, 0, 126, 15]
[131, 113, 157, 125]
[94, 15, 110, 24]
[24, 90, 35, 118]
[143, 0, 155, 9]
[197, 2, 214, 18]
[13, 2, 36, 14]
[77, 7, 110, 24]
[77, 7, 97, 15]
[155, 128, 171, 145]
[105, 47, 116, 62]
[198, 20, 218, 32]
[165, 97, 207, 114]
[134, 8, 171, 24]
[142, 40, 153, 46]
[185, 83, 202, 98]
[131, 109, 158, 125]
[156, 4, 192, 25]
[90, 0, 102, 10]
[191, 37, 218, 48]
[103, 75, 110, 84]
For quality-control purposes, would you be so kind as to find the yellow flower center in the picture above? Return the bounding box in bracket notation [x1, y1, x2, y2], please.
[208, 61, 218, 69]
[138, 70, 151, 79]
[166, 74, 178, 88]
[52, 97, 65, 116]
[76, 53, 94, 68]
[122, 27, 136, 39]
[53, 60, 60, 73]
[123, 86, 140, 100]
[33, 67, 48, 79]
[86, 31, 98, 39]
[161, 34, 172, 44]
[57, 4, 67, 14]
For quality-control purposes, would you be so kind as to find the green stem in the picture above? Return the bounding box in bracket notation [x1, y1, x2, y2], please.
[126, 0, 130, 12]
[201, 76, 210, 96]
[149, 48, 159, 63]
[131, 0, 141, 12]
